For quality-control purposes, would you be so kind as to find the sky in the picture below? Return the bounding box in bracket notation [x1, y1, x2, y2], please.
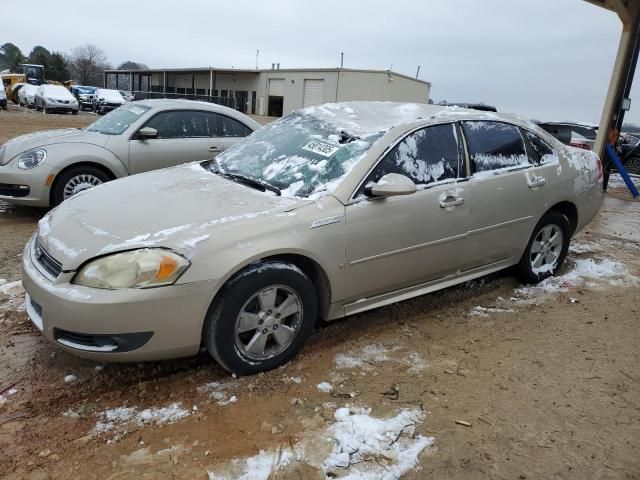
[4, 0, 638, 124]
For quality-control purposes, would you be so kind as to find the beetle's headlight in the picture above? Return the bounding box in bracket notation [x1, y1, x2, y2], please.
[73, 249, 190, 289]
[17, 149, 47, 170]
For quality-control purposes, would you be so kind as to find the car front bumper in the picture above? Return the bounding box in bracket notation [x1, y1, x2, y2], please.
[21, 236, 217, 362]
[0, 162, 52, 206]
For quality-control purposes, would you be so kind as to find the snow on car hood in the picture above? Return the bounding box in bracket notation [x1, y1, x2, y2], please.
[0, 129, 109, 164]
[37, 163, 311, 269]
[97, 90, 125, 102]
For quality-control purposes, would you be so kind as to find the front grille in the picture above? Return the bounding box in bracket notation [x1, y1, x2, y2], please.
[34, 239, 63, 278]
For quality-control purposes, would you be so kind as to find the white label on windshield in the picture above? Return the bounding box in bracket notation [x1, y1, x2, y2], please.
[129, 106, 146, 115]
[302, 141, 340, 158]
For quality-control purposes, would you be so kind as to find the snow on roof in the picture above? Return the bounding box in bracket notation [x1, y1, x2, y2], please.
[299, 102, 456, 137]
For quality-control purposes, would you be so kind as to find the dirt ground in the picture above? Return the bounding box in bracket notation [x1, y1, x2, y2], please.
[0, 107, 639, 479]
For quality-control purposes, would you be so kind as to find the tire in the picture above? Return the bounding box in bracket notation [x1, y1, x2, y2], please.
[516, 211, 571, 284]
[51, 165, 111, 206]
[625, 156, 640, 175]
[204, 261, 318, 375]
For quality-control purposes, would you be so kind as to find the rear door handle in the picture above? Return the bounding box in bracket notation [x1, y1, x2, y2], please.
[439, 197, 465, 208]
[527, 177, 546, 188]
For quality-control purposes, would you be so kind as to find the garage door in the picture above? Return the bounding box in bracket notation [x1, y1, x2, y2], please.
[269, 79, 284, 97]
[303, 79, 325, 107]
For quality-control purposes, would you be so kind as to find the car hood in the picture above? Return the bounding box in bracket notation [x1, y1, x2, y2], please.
[37, 163, 312, 270]
[1, 129, 109, 163]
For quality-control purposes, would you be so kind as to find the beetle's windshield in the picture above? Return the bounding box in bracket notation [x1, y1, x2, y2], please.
[215, 112, 383, 198]
[85, 103, 151, 135]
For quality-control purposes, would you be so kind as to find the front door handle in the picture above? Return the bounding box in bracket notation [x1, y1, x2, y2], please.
[527, 177, 546, 188]
[208, 146, 221, 153]
[439, 196, 465, 208]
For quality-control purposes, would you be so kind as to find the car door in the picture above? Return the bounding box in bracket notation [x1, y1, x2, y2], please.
[342, 123, 471, 302]
[459, 120, 552, 269]
[128, 110, 220, 174]
[209, 112, 255, 155]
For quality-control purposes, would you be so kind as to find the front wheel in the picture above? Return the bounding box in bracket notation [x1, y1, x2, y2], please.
[625, 156, 640, 175]
[51, 165, 111, 206]
[204, 262, 318, 375]
[516, 211, 571, 284]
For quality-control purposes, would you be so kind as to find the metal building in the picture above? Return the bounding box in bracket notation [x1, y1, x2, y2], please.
[103, 67, 431, 117]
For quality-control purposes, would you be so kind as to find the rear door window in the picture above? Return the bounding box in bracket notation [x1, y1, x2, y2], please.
[462, 121, 529, 173]
[216, 115, 253, 137]
[522, 130, 558, 164]
[364, 123, 460, 190]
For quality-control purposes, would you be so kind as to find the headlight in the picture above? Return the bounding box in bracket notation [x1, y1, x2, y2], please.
[73, 248, 190, 289]
[17, 149, 47, 170]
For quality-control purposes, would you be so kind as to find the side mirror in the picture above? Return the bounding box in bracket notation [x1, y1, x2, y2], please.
[137, 127, 158, 140]
[370, 173, 417, 197]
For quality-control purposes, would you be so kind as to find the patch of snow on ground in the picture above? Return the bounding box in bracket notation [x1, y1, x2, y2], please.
[206, 406, 433, 480]
[0, 280, 25, 312]
[317, 382, 333, 393]
[515, 258, 638, 298]
[94, 403, 190, 436]
[198, 381, 237, 405]
[335, 344, 398, 369]
[469, 306, 515, 317]
[406, 352, 430, 374]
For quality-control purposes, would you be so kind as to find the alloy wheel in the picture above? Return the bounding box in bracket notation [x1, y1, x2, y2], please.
[62, 174, 103, 199]
[530, 224, 563, 273]
[234, 285, 303, 361]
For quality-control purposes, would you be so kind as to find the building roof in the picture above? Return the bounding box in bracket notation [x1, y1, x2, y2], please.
[103, 67, 431, 85]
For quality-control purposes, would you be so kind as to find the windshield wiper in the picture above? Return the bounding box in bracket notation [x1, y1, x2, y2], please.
[203, 159, 281, 195]
[222, 173, 281, 196]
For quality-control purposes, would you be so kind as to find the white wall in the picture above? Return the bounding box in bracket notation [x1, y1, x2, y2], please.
[337, 71, 430, 104]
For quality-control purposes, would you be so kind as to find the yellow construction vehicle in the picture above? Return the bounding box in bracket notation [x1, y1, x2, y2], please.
[1, 64, 45, 102]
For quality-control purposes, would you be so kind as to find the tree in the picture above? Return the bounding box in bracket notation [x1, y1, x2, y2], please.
[117, 61, 148, 70]
[0, 42, 25, 71]
[47, 52, 70, 82]
[68, 44, 111, 86]
[28, 45, 51, 67]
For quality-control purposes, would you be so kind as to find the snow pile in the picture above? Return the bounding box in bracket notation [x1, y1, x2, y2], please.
[94, 403, 190, 435]
[335, 344, 398, 369]
[516, 258, 638, 298]
[206, 406, 433, 480]
[323, 407, 434, 478]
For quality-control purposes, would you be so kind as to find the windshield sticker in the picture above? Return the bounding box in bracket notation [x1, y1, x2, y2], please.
[129, 106, 146, 116]
[302, 141, 340, 158]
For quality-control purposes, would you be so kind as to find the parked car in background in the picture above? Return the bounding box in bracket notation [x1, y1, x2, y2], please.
[19, 102, 603, 374]
[120, 90, 135, 102]
[0, 85, 6, 110]
[617, 133, 640, 174]
[92, 88, 125, 114]
[70, 85, 97, 111]
[536, 121, 598, 151]
[0, 99, 261, 206]
[17, 83, 38, 108]
[34, 85, 79, 115]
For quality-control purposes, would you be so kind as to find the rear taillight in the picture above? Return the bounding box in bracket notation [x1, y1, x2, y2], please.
[570, 142, 592, 151]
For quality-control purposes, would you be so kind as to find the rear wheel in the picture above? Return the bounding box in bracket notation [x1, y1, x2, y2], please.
[517, 211, 571, 284]
[51, 165, 111, 206]
[204, 262, 317, 375]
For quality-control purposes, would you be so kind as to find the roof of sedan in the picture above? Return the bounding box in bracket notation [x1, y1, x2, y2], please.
[299, 101, 505, 137]
[133, 98, 242, 112]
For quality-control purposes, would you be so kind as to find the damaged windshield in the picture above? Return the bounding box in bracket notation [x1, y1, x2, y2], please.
[214, 112, 383, 198]
[86, 103, 151, 135]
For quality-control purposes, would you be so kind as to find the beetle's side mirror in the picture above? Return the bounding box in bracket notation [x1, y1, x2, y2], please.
[369, 173, 417, 197]
[137, 127, 158, 140]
